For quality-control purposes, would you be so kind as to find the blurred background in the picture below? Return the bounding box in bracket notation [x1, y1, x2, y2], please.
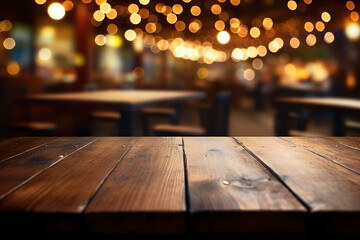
[0, 0, 360, 138]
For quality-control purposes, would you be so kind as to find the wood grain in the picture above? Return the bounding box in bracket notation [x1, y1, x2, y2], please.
[183, 137, 306, 234]
[0, 137, 58, 162]
[0, 136, 359, 236]
[0, 137, 96, 198]
[283, 136, 360, 174]
[0, 137, 137, 233]
[236, 137, 360, 235]
[85, 137, 186, 234]
[327, 137, 360, 150]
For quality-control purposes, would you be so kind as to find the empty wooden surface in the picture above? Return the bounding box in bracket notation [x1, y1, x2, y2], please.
[85, 137, 186, 234]
[0, 136, 359, 237]
[183, 137, 306, 234]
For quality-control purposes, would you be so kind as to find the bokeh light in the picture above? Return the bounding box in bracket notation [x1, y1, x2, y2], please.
[3, 37, 16, 50]
[48, 2, 66, 20]
[217, 31, 230, 44]
[345, 22, 360, 40]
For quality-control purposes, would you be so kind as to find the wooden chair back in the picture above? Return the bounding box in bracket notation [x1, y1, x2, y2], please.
[200, 91, 232, 136]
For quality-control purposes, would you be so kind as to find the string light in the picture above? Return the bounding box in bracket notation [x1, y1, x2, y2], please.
[304, 22, 314, 32]
[263, 18, 273, 30]
[33, 0, 349, 65]
[211, 4, 222, 15]
[124, 29, 137, 41]
[244, 69, 255, 81]
[95, 34, 106, 46]
[324, 32, 335, 44]
[345, 22, 360, 40]
[139, 0, 150, 5]
[287, 1, 297, 11]
[130, 14, 141, 25]
[290, 37, 300, 48]
[3, 37, 16, 50]
[306, 34, 317, 46]
[38, 48, 52, 61]
[346, 1, 355, 11]
[321, 12, 331, 22]
[7, 61, 20, 75]
[315, 21, 325, 32]
[190, 6, 201, 16]
[217, 31, 230, 44]
[35, 0, 46, 5]
[249, 27, 261, 38]
[48, 2, 66, 20]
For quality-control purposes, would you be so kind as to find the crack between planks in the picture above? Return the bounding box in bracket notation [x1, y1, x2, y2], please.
[280, 137, 360, 175]
[231, 136, 313, 213]
[321, 136, 360, 152]
[0, 137, 60, 164]
[0, 137, 99, 201]
[181, 136, 192, 234]
[77, 137, 140, 213]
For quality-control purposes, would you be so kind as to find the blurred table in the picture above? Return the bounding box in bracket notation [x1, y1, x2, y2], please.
[18, 90, 205, 136]
[0, 136, 359, 238]
[273, 97, 360, 136]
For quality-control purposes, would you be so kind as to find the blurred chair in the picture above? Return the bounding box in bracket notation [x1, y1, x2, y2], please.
[141, 106, 180, 135]
[152, 91, 232, 136]
[9, 121, 57, 136]
[85, 84, 182, 136]
[345, 119, 360, 135]
[83, 84, 123, 134]
[91, 105, 180, 136]
[2, 86, 57, 137]
[89, 110, 122, 136]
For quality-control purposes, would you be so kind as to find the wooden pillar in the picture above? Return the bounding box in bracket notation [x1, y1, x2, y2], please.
[74, 2, 94, 91]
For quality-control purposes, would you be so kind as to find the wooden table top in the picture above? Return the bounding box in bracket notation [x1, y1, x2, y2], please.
[274, 97, 360, 112]
[0, 136, 359, 238]
[18, 90, 205, 110]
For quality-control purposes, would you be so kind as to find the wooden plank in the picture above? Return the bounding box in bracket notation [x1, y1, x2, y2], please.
[236, 137, 360, 235]
[0, 137, 137, 234]
[0, 137, 96, 198]
[85, 137, 186, 234]
[283, 137, 360, 174]
[0, 137, 58, 161]
[183, 137, 306, 234]
[327, 137, 360, 150]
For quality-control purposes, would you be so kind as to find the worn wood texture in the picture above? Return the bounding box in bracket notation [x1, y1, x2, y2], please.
[283, 136, 360, 174]
[0, 136, 359, 237]
[85, 137, 186, 234]
[0, 137, 137, 233]
[236, 137, 360, 235]
[328, 137, 360, 150]
[183, 137, 306, 234]
[0, 137, 58, 161]
[0, 137, 96, 198]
